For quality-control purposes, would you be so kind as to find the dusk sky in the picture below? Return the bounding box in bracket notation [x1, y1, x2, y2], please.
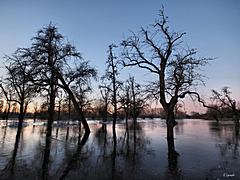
[0, 0, 239, 112]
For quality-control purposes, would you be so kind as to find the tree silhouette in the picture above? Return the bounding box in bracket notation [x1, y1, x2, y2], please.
[121, 8, 210, 151]
[1, 49, 37, 128]
[101, 44, 122, 147]
[210, 87, 239, 126]
[27, 23, 96, 134]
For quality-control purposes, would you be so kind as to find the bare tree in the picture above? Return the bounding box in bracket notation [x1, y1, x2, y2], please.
[28, 23, 96, 135]
[1, 50, 37, 128]
[101, 44, 122, 149]
[121, 8, 210, 153]
[27, 24, 64, 136]
[210, 87, 239, 126]
[119, 76, 146, 129]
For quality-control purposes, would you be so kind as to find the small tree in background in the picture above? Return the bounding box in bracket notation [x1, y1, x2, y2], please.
[210, 87, 239, 126]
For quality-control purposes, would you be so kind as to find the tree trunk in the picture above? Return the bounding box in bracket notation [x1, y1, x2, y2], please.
[66, 126, 69, 141]
[133, 120, 136, 160]
[62, 84, 90, 134]
[68, 97, 71, 120]
[49, 65, 90, 134]
[112, 79, 117, 147]
[165, 109, 180, 166]
[33, 112, 37, 123]
[109, 45, 117, 147]
[67, 89, 90, 134]
[57, 100, 61, 121]
[18, 101, 25, 129]
[55, 127, 59, 138]
[166, 110, 177, 140]
[47, 82, 56, 137]
[131, 77, 137, 125]
[112, 111, 117, 148]
[6, 102, 11, 123]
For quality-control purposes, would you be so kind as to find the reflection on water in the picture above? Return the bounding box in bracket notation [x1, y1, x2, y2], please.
[0, 119, 240, 179]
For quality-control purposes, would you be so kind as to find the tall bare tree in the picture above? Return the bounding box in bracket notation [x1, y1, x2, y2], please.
[27, 23, 96, 135]
[101, 44, 122, 149]
[121, 8, 210, 153]
[27, 24, 64, 136]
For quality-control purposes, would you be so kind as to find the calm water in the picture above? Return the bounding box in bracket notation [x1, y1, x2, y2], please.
[0, 119, 239, 180]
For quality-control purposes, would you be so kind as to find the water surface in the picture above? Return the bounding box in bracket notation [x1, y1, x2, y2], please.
[0, 119, 239, 179]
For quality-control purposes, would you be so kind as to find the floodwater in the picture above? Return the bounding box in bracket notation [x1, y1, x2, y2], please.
[0, 119, 239, 180]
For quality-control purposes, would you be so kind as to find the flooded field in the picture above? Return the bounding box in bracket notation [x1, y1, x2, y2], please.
[0, 119, 239, 179]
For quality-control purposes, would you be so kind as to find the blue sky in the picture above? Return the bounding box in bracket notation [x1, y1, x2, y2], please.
[0, 0, 239, 111]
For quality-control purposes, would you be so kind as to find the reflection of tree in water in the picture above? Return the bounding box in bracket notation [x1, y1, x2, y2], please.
[95, 124, 109, 156]
[219, 130, 239, 158]
[92, 121, 183, 180]
[0, 126, 22, 179]
[41, 124, 89, 180]
[207, 121, 240, 179]
[209, 122, 239, 158]
[0, 121, 184, 179]
[42, 132, 52, 180]
[174, 120, 184, 135]
[122, 122, 150, 157]
[92, 122, 152, 179]
[58, 132, 90, 180]
[164, 139, 182, 180]
[1, 126, 7, 146]
[94, 124, 116, 179]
